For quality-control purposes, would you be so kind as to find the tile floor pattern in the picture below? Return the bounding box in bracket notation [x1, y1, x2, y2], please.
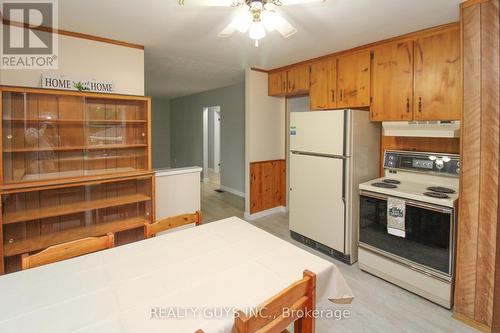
[200, 181, 477, 333]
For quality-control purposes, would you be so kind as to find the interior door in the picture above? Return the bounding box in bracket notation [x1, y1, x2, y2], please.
[289, 153, 345, 253]
[414, 29, 460, 120]
[290, 111, 345, 156]
[371, 41, 414, 121]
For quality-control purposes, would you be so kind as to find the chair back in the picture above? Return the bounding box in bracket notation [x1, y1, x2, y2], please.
[234, 270, 316, 333]
[144, 210, 202, 238]
[21, 233, 114, 270]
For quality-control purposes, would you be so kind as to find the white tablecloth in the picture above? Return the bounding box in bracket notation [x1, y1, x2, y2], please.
[0, 217, 353, 333]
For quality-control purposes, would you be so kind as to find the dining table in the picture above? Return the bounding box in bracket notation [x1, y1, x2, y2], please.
[0, 216, 353, 333]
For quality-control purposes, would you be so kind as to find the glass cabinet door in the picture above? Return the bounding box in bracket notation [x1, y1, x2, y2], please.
[2, 92, 149, 183]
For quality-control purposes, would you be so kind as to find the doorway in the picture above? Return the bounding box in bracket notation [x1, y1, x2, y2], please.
[202, 106, 221, 188]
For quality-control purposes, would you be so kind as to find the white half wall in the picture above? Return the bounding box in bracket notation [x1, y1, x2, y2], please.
[0, 30, 144, 96]
[244, 68, 286, 214]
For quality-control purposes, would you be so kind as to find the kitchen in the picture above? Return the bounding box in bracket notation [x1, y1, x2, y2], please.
[246, 1, 497, 330]
[0, 0, 498, 332]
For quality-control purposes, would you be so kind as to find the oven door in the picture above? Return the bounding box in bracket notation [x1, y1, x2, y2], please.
[359, 190, 455, 280]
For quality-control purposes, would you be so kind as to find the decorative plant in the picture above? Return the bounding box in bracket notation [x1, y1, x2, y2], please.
[73, 81, 89, 91]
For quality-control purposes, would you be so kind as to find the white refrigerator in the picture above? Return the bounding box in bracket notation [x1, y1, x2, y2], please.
[289, 110, 380, 264]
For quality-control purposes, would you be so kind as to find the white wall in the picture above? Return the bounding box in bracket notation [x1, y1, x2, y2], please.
[244, 68, 286, 213]
[0, 31, 144, 96]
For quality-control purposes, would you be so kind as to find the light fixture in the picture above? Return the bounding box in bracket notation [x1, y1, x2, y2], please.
[179, 0, 327, 46]
[231, 1, 288, 47]
[249, 21, 266, 46]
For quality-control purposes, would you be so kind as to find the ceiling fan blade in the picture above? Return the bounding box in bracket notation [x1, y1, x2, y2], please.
[277, 0, 326, 5]
[177, 0, 242, 6]
[274, 15, 297, 38]
[218, 22, 236, 37]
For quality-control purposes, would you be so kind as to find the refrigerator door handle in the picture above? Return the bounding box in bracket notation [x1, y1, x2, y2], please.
[342, 158, 346, 201]
[291, 151, 348, 159]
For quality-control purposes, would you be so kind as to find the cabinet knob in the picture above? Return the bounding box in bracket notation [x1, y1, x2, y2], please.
[340, 90, 343, 101]
[406, 98, 410, 113]
[418, 97, 423, 112]
[331, 90, 335, 103]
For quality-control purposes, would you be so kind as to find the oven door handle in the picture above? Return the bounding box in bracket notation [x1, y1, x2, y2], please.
[359, 190, 453, 214]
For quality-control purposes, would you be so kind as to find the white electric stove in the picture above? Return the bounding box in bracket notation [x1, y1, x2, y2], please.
[358, 150, 460, 309]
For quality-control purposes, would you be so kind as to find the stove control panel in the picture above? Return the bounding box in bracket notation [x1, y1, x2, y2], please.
[384, 150, 460, 177]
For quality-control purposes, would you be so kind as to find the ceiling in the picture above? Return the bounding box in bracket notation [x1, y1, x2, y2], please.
[58, 0, 462, 99]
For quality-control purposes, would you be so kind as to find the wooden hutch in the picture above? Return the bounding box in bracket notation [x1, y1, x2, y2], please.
[0, 86, 154, 274]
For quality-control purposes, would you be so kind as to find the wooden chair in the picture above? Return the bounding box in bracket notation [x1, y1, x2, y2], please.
[21, 233, 115, 270]
[144, 210, 203, 239]
[234, 270, 316, 333]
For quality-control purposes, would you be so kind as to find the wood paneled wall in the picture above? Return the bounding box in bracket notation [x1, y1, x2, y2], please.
[454, 0, 500, 331]
[249, 160, 286, 214]
[379, 136, 460, 175]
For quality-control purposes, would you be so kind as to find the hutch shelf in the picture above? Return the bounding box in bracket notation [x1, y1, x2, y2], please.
[0, 86, 154, 274]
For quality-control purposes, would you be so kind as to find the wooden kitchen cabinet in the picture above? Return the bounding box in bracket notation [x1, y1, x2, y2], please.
[371, 41, 414, 121]
[286, 64, 310, 95]
[337, 51, 371, 108]
[268, 71, 287, 96]
[309, 58, 337, 110]
[414, 29, 460, 120]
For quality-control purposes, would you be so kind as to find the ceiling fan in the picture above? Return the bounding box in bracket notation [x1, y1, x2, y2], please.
[177, 0, 326, 47]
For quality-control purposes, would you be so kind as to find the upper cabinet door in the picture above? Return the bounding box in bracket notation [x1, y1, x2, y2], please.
[337, 51, 371, 108]
[371, 41, 414, 121]
[414, 29, 461, 120]
[268, 71, 286, 96]
[287, 64, 310, 94]
[309, 58, 337, 110]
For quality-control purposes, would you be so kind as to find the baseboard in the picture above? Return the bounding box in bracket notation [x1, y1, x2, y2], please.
[219, 185, 245, 197]
[453, 312, 492, 333]
[244, 206, 287, 221]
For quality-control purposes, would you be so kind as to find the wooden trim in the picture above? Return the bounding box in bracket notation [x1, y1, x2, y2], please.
[4, 193, 151, 225]
[1, 19, 144, 50]
[0, 93, 2, 186]
[0, 85, 150, 100]
[151, 174, 157, 225]
[147, 99, 152, 170]
[5, 217, 146, 257]
[453, 313, 492, 333]
[250, 159, 286, 164]
[250, 67, 269, 73]
[0, 171, 154, 194]
[461, 0, 491, 9]
[268, 22, 459, 73]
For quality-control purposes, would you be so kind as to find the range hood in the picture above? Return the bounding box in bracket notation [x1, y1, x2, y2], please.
[382, 121, 461, 138]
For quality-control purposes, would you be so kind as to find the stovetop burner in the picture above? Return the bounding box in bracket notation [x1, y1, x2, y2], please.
[423, 191, 450, 199]
[372, 182, 398, 189]
[383, 179, 401, 185]
[427, 186, 456, 194]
